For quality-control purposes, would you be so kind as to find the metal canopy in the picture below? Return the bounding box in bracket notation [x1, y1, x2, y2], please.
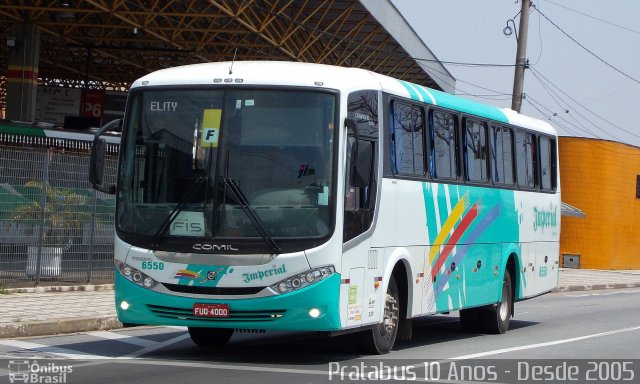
[0, 0, 453, 111]
[561, 202, 586, 219]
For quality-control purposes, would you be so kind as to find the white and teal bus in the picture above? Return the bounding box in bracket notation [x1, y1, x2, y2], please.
[90, 61, 560, 354]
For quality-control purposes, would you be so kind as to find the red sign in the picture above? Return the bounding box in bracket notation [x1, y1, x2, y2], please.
[82, 89, 105, 119]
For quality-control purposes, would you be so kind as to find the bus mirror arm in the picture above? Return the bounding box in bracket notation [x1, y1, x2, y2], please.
[94, 118, 122, 136]
[344, 118, 358, 138]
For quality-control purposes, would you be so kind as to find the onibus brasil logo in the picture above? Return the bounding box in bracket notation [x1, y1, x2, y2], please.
[8, 360, 73, 383]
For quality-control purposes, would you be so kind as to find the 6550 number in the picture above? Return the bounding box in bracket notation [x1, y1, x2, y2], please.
[140, 261, 164, 270]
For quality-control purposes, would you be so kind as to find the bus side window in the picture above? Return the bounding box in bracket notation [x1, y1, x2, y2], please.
[344, 90, 378, 243]
[516, 130, 537, 188]
[492, 126, 515, 185]
[539, 136, 556, 191]
[464, 118, 489, 183]
[429, 110, 458, 179]
[391, 101, 425, 176]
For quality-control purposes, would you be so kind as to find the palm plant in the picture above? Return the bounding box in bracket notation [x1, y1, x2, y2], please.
[11, 181, 92, 246]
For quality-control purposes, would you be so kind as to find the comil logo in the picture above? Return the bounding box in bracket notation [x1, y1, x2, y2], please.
[8, 360, 73, 383]
[192, 243, 239, 252]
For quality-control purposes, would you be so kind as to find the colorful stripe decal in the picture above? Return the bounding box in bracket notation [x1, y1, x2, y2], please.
[398, 80, 420, 101]
[428, 192, 469, 264]
[175, 270, 201, 279]
[434, 204, 501, 297]
[395, 79, 509, 123]
[414, 84, 436, 105]
[431, 202, 479, 279]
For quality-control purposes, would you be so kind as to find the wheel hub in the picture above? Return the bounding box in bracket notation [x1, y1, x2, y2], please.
[381, 293, 399, 336]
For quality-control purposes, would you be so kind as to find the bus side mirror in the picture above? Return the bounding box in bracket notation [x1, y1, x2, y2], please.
[89, 137, 106, 186]
[89, 119, 121, 194]
[350, 139, 373, 188]
[89, 138, 115, 194]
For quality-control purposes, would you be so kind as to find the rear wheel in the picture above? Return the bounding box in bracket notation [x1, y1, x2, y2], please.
[459, 307, 480, 333]
[357, 275, 400, 355]
[188, 327, 234, 347]
[478, 270, 513, 334]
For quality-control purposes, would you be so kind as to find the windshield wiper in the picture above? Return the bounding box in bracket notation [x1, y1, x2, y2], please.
[223, 177, 281, 254]
[150, 175, 206, 250]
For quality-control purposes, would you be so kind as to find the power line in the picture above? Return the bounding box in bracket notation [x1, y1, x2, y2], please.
[525, 96, 640, 155]
[414, 58, 519, 67]
[454, 93, 513, 100]
[530, 1, 544, 65]
[533, 5, 640, 84]
[530, 67, 640, 139]
[526, 94, 600, 139]
[418, 60, 512, 97]
[528, 69, 624, 141]
[542, 0, 640, 36]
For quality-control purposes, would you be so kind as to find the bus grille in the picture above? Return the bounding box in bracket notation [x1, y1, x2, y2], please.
[161, 283, 265, 295]
[147, 304, 286, 322]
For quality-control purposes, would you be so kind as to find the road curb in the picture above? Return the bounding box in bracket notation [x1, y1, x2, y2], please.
[553, 282, 640, 292]
[0, 317, 122, 339]
[3, 284, 114, 294]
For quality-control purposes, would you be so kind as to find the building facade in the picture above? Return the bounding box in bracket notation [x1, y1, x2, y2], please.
[559, 137, 640, 269]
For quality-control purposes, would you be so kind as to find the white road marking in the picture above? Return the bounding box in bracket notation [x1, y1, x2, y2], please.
[163, 326, 188, 330]
[86, 330, 157, 347]
[114, 358, 329, 376]
[0, 331, 188, 361]
[121, 333, 191, 358]
[0, 339, 112, 360]
[563, 289, 640, 298]
[450, 325, 640, 360]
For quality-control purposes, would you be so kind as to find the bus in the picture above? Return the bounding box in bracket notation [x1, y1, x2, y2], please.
[89, 61, 560, 354]
[8, 360, 29, 383]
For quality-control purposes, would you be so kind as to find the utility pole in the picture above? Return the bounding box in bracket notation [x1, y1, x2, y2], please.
[511, 0, 531, 113]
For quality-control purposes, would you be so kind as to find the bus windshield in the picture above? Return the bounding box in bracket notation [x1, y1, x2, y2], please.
[116, 88, 336, 250]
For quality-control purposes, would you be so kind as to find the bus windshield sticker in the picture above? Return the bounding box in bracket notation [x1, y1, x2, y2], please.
[200, 108, 222, 148]
[169, 211, 205, 236]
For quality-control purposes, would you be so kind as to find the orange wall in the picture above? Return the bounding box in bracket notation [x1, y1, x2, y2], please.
[559, 137, 640, 269]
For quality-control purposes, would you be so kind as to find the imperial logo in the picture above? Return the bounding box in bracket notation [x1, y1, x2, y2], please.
[192, 243, 239, 251]
[533, 205, 558, 232]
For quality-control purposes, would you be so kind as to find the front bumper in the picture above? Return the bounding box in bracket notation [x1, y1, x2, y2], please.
[114, 271, 342, 331]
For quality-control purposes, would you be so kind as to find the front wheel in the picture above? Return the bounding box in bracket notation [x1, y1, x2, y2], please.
[357, 275, 400, 354]
[188, 327, 234, 347]
[478, 270, 513, 334]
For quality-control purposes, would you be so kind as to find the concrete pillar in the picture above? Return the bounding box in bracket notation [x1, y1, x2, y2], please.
[6, 24, 40, 122]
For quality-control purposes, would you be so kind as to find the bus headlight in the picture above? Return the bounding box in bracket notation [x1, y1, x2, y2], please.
[269, 265, 335, 295]
[116, 261, 157, 289]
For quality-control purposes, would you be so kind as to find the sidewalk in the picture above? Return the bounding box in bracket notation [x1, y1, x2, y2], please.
[2, 268, 640, 339]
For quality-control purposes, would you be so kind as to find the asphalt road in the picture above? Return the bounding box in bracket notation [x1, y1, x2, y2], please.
[1, 288, 640, 384]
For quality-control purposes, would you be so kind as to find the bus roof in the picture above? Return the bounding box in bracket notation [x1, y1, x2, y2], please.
[132, 61, 556, 137]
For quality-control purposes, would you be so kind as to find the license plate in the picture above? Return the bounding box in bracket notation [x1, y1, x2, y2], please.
[193, 303, 230, 318]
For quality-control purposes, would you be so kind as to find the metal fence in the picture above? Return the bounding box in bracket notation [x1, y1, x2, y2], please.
[0, 131, 118, 287]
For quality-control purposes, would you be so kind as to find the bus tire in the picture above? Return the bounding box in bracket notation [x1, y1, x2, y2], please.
[478, 270, 513, 334]
[459, 308, 480, 333]
[188, 327, 234, 347]
[357, 275, 400, 355]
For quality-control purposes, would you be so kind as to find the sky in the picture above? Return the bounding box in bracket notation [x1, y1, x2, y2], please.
[391, 0, 640, 148]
